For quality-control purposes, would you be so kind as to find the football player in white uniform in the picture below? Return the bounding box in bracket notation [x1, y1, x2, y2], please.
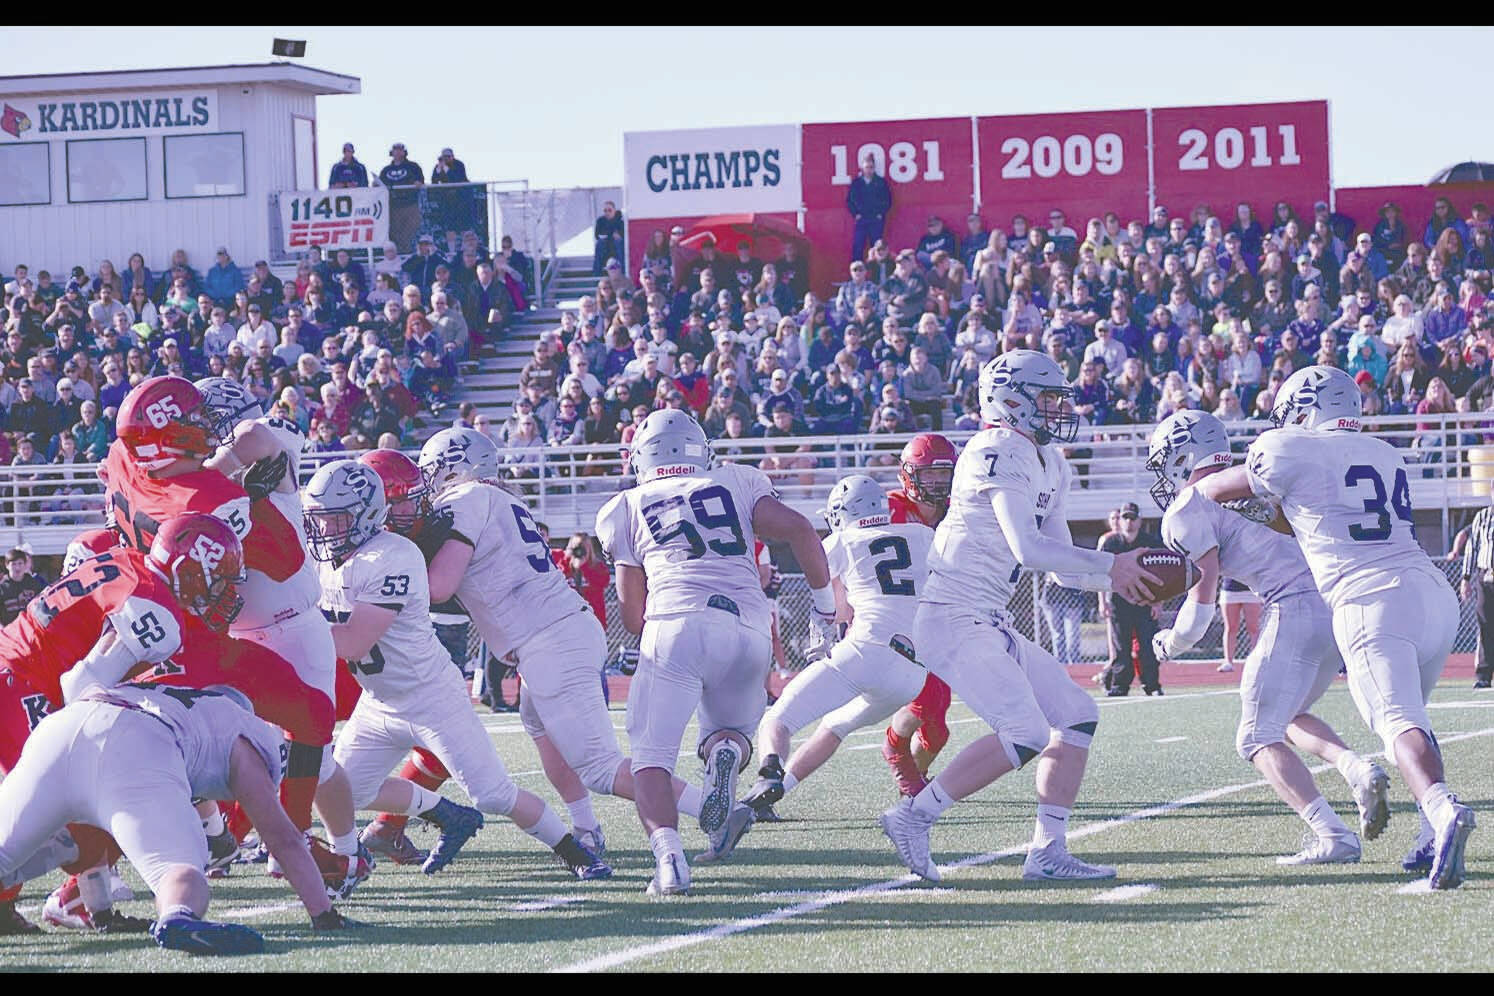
[741, 475, 933, 817]
[418, 427, 739, 882]
[304, 460, 610, 879]
[1146, 411, 1391, 865]
[595, 410, 834, 895]
[0, 684, 347, 955]
[194, 378, 364, 879]
[1195, 365, 1474, 890]
[881, 350, 1160, 883]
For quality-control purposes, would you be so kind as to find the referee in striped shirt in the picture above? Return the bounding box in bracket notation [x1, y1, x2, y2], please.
[1459, 504, 1494, 688]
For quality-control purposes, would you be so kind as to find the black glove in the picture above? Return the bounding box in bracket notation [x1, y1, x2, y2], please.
[242, 451, 289, 502]
[617, 647, 640, 676]
[415, 507, 456, 563]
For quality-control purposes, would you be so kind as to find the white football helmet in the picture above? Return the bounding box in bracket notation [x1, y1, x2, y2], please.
[193, 376, 265, 441]
[822, 474, 890, 532]
[302, 459, 388, 563]
[1270, 365, 1362, 432]
[978, 350, 1079, 444]
[629, 409, 710, 484]
[1146, 411, 1234, 510]
[419, 427, 500, 499]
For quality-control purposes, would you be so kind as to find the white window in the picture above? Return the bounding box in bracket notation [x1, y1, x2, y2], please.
[164, 132, 245, 199]
[0, 143, 51, 205]
[67, 137, 147, 203]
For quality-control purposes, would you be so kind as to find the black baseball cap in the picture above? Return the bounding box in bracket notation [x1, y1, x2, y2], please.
[1120, 502, 1140, 519]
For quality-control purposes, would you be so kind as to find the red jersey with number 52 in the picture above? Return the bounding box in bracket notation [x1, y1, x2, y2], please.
[0, 547, 184, 706]
[102, 439, 301, 583]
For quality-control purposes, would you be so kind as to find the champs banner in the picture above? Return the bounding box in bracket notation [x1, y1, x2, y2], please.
[278, 187, 388, 251]
[624, 124, 801, 220]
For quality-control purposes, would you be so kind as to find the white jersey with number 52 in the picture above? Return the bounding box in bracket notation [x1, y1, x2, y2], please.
[1245, 426, 1439, 609]
[825, 522, 932, 646]
[595, 463, 773, 634]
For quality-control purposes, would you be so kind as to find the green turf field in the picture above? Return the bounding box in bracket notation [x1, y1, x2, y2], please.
[2, 680, 1490, 973]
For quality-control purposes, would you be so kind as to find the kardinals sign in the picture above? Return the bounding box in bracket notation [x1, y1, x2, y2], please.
[0, 89, 218, 140]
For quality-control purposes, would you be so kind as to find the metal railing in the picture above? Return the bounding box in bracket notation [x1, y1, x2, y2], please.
[9, 410, 1494, 554]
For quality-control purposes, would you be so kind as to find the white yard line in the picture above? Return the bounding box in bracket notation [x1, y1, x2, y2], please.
[1427, 700, 1494, 709]
[507, 896, 586, 913]
[1091, 883, 1159, 903]
[845, 744, 883, 752]
[555, 726, 1494, 974]
[212, 902, 304, 920]
[1154, 736, 1188, 744]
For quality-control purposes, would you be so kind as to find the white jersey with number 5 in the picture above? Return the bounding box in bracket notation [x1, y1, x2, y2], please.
[315, 530, 452, 703]
[231, 414, 321, 629]
[923, 427, 1069, 611]
[825, 522, 933, 646]
[438, 480, 587, 658]
[1246, 426, 1437, 609]
[595, 463, 774, 634]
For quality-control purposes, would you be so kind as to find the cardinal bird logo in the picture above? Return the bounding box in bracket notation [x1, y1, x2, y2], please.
[1, 104, 31, 138]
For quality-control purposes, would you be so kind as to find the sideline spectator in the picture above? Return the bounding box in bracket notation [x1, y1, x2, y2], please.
[329, 142, 369, 188]
[846, 153, 892, 262]
[593, 201, 625, 276]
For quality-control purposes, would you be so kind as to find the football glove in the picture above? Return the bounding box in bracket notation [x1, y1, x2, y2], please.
[616, 647, 640, 676]
[1221, 497, 1278, 525]
[242, 451, 289, 502]
[1151, 628, 1176, 663]
[804, 611, 839, 662]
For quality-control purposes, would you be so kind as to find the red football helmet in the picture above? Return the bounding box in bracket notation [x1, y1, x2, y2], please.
[149, 513, 246, 632]
[116, 376, 220, 471]
[358, 449, 430, 537]
[64, 528, 121, 576]
[899, 433, 957, 506]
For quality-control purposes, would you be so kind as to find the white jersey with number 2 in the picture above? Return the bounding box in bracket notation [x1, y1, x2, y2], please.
[824, 522, 932, 646]
[1246, 426, 1438, 610]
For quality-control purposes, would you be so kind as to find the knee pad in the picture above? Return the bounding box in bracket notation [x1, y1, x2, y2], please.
[409, 748, 450, 783]
[575, 752, 622, 796]
[998, 723, 1049, 770]
[698, 729, 754, 773]
[1236, 721, 1285, 763]
[286, 740, 324, 781]
[473, 777, 520, 817]
[1057, 698, 1100, 751]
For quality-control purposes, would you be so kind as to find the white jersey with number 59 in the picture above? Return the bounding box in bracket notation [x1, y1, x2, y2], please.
[315, 530, 452, 703]
[1245, 426, 1440, 609]
[923, 426, 1069, 612]
[595, 463, 774, 634]
[825, 522, 933, 646]
[437, 480, 588, 658]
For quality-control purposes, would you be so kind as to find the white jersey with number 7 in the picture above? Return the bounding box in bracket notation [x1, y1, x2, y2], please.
[1245, 425, 1434, 610]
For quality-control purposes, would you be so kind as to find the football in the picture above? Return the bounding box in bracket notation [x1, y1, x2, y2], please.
[1136, 548, 1199, 602]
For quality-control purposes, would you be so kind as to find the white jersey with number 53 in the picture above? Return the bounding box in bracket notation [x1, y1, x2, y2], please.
[315, 530, 453, 703]
[1245, 426, 1439, 609]
[825, 522, 933, 646]
[596, 463, 773, 634]
[923, 426, 1069, 612]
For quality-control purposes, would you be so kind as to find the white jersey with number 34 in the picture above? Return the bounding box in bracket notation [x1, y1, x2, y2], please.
[825, 522, 932, 646]
[1245, 426, 1438, 609]
[596, 463, 774, 634]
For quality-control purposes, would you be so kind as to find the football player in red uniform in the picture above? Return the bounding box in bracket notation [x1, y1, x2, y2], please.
[882, 434, 958, 796]
[0, 513, 244, 934]
[101, 377, 359, 886]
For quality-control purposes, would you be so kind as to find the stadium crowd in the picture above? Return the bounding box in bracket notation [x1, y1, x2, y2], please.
[481, 192, 1494, 477]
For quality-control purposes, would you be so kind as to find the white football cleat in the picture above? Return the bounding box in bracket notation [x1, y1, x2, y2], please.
[1350, 762, 1392, 841]
[1022, 840, 1117, 881]
[1276, 831, 1361, 865]
[699, 739, 744, 847]
[1216, 662, 1234, 673]
[108, 867, 133, 902]
[695, 804, 754, 864]
[41, 877, 90, 930]
[646, 851, 691, 897]
[880, 799, 940, 882]
[1429, 802, 1475, 891]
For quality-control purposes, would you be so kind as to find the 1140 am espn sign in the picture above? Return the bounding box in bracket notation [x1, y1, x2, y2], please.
[279, 188, 389, 251]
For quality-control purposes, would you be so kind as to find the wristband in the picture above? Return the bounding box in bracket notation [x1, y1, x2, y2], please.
[809, 584, 836, 617]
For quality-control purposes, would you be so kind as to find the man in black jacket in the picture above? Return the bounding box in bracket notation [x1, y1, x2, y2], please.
[846, 153, 892, 263]
[1101, 502, 1164, 697]
[593, 201, 625, 276]
[0, 548, 45, 625]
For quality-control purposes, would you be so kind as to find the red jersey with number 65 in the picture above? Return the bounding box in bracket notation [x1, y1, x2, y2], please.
[0, 547, 184, 706]
[103, 438, 306, 590]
